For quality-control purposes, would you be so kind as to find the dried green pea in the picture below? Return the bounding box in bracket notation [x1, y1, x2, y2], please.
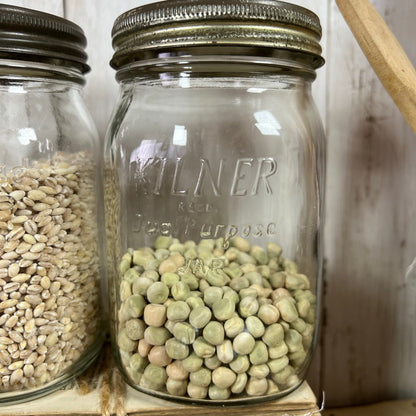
[171, 281, 191, 301]
[165, 319, 176, 334]
[155, 248, 170, 261]
[161, 272, 180, 288]
[276, 297, 299, 323]
[305, 306, 316, 324]
[154, 236, 172, 249]
[148, 345, 172, 367]
[248, 363, 270, 378]
[270, 272, 286, 289]
[125, 294, 146, 318]
[229, 276, 250, 292]
[250, 246, 268, 265]
[222, 287, 239, 304]
[120, 257, 131, 275]
[231, 372, 247, 394]
[239, 287, 258, 299]
[169, 243, 185, 254]
[199, 279, 211, 293]
[225, 247, 239, 261]
[147, 282, 169, 304]
[268, 342, 289, 359]
[212, 366, 236, 389]
[142, 270, 160, 281]
[173, 322, 196, 344]
[129, 353, 148, 378]
[216, 339, 234, 364]
[208, 385, 231, 400]
[258, 265, 271, 278]
[189, 306, 212, 329]
[224, 316, 244, 338]
[203, 321, 224, 346]
[285, 273, 310, 290]
[285, 329, 303, 353]
[205, 355, 221, 370]
[267, 379, 280, 395]
[125, 319, 146, 340]
[291, 318, 307, 333]
[268, 258, 280, 272]
[166, 360, 189, 381]
[230, 236, 251, 252]
[233, 332, 255, 355]
[245, 316, 265, 338]
[143, 304, 167, 328]
[282, 258, 298, 273]
[229, 355, 250, 374]
[271, 365, 295, 385]
[144, 326, 171, 346]
[237, 251, 256, 265]
[187, 383, 207, 399]
[266, 242, 282, 259]
[186, 296, 205, 310]
[203, 286, 223, 306]
[258, 304, 280, 325]
[166, 378, 187, 396]
[289, 349, 307, 367]
[142, 364, 167, 389]
[238, 296, 259, 318]
[268, 356, 289, 374]
[297, 298, 311, 318]
[212, 298, 235, 321]
[193, 336, 215, 358]
[167, 301, 191, 322]
[133, 250, 156, 269]
[262, 323, 284, 347]
[132, 277, 153, 296]
[223, 266, 243, 279]
[118, 329, 137, 352]
[165, 338, 189, 360]
[249, 341, 268, 365]
[180, 273, 199, 290]
[240, 263, 257, 274]
[182, 353, 203, 372]
[120, 281, 132, 301]
[190, 367, 211, 387]
[123, 268, 140, 283]
[184, 247, 198, 260]
[206, 269, 229, 287]
[199, 238, 215, 250]
[245, 376, 268, 396]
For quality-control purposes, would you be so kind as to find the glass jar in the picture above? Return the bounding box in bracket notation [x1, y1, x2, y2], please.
[106, 0, 325, 404]
[0, 5, 103, 403]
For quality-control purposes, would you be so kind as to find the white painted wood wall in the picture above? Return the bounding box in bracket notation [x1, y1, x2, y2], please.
[3, 0, 415, 408]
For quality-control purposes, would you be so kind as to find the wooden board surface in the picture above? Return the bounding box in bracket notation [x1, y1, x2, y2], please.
[323, 399, 416, 416]
[1, 0, 416, 408]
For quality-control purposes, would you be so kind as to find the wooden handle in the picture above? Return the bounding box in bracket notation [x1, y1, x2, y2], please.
[336, 0, 416, 134]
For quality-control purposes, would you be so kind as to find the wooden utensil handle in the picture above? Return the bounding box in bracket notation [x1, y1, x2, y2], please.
[336, 0, 416, 134]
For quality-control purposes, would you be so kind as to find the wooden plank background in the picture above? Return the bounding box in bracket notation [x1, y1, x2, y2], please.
[1, 0, 415, 408]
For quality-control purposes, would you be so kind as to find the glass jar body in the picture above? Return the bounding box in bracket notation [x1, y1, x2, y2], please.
[0, 74, 104, 403]
[105, 59, 325, 404]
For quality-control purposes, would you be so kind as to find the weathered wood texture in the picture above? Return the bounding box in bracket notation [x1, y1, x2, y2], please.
[2, 0, 416, 408]
[323, 0, 416, 406]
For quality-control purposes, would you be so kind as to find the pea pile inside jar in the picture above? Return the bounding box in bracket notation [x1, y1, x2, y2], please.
[117, 236, 316, 401]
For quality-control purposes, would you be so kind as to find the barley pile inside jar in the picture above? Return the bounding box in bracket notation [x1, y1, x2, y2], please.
[117, 235, 316, 401]
[0, 152, 100, 391]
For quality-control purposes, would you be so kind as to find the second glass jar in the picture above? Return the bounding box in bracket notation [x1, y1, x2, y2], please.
[106, 0, 325, 404]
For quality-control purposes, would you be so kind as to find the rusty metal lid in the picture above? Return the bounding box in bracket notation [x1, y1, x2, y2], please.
[0, 4, 89, 75]
[111, 0, 324, 71]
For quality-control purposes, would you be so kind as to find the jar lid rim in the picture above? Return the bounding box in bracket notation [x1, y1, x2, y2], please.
[0, 4, 89, 75]
[111, 0, 324, 72]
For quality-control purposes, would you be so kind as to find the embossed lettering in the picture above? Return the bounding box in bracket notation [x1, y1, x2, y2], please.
[194, 158, 224, 197]
[171, 158, 188, 195]
[230, 158, 254, 196]
[251, 158, 277, 195]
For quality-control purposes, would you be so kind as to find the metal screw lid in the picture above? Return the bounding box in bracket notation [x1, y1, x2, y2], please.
[0, 4, 89, 74]
[111, 0, 324, 71]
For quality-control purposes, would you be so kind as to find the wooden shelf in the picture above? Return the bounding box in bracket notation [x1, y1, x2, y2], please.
[323, 399, 416, 416]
